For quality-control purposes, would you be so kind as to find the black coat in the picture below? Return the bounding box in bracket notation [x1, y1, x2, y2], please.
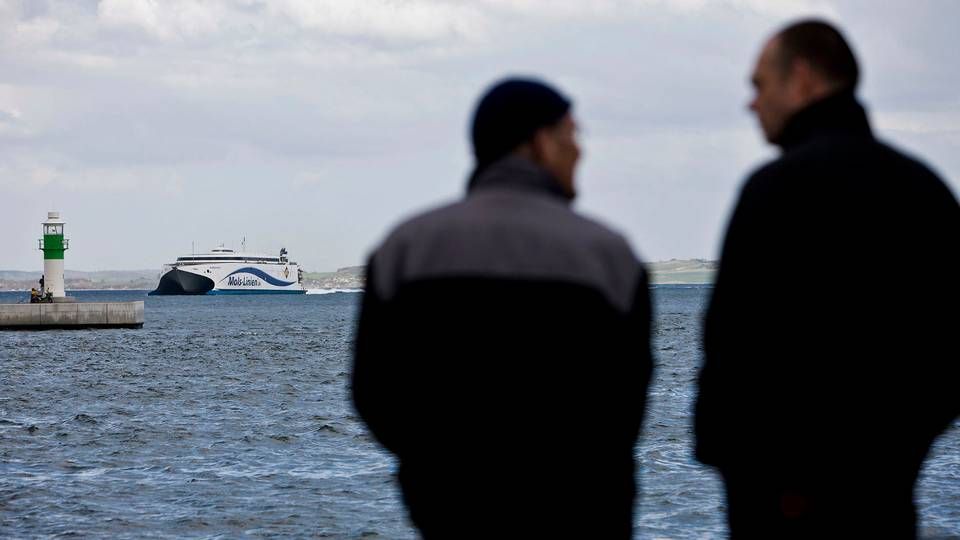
[353, 156, 653, 539]
[695, 91, 960, 536]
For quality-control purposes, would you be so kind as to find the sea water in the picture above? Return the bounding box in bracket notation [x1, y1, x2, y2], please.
[1, 288, 957, 538]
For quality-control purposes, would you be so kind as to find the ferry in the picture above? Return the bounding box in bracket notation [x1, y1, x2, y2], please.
[149, 246, 306, 295]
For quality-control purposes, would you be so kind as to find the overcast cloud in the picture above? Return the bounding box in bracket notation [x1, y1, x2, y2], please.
[1, 0, 958, 272]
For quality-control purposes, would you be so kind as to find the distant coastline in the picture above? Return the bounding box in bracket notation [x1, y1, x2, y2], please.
[646, 259, 717, 285]
[0, 260, 716, 291]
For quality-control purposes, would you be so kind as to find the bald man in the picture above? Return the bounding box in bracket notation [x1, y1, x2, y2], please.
[695, 20, 960, 538]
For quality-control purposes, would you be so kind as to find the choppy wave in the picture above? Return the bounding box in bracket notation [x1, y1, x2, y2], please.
[306, 288, 363, 295]
[0, 288, 956, 539]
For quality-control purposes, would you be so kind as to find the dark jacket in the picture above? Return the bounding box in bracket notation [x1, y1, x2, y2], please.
[695, 91, 960, 536]
[353, 155, 653, 539]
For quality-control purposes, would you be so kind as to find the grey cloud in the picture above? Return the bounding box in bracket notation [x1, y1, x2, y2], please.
[0, 0, 956, 271]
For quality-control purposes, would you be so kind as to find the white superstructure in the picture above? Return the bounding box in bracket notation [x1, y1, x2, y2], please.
[150, 246, 305, 295]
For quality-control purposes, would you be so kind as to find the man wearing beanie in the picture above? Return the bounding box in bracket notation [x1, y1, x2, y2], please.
[352, 77, 653, 538]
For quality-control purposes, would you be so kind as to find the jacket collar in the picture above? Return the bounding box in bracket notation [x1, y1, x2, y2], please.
[466, 154, 572, 203]
[777, 90, 873, 152]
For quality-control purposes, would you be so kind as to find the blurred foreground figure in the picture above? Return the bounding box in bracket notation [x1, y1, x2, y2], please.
[353, 78, 652, 538]
[696, 19, 960, 538]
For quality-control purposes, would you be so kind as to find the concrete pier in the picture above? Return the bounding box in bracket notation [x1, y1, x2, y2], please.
[0, 301, 144, 330]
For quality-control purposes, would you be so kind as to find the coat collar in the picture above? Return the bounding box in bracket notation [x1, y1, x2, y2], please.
[777, 90, 873, 152]
[466, 154, 572, 203]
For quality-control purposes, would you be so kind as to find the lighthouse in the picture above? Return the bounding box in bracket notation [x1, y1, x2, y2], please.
[39, 211, 69, 298]
[0, 210, 144, 329]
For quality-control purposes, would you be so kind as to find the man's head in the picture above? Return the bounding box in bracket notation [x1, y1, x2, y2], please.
[750, 19, 860, 144]
[470, 78, 580, 197]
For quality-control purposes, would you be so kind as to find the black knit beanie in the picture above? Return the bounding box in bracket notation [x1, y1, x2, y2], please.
[469, 77, 572, 178]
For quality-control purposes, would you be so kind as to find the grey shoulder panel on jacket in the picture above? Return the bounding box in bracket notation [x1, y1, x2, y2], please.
[369, 189, 643, 313]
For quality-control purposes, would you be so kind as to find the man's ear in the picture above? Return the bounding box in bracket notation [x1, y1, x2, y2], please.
[791, 59, 824, 101]
[528, 128, 550, 163]
[513, 140, 537, 162]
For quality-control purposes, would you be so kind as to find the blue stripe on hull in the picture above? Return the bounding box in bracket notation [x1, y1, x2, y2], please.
[207, 289, 306, 295]
[222, 267, 296, 287]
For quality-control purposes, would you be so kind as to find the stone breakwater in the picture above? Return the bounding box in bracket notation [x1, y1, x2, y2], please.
[0, 301, 144, 329]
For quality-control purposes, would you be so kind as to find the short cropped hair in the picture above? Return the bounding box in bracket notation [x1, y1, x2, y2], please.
[776, 19, 859, 91]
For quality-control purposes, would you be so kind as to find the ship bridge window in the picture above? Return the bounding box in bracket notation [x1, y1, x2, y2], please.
[176, 256, 243, 262]
[174, 256, 289, 263]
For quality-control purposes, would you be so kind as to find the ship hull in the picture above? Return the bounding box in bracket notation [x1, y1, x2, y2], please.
[149, 268, 215, 295]
[150, 261, 306, 296]
[207, 289, 306, 295]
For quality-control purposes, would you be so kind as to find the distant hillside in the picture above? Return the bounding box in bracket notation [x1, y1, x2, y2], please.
[1, 260, 715, 292]
[0, 267, 366, 291]
[647, 259, 716, 284]
[301, 266, 364, 290]
[301, 261, 717, 288]
[0, 270, 158, 291]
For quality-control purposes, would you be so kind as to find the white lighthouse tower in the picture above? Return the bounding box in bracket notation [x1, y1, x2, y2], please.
[39, 211, 69, 299]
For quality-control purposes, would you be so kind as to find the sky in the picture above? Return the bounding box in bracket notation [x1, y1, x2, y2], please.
[1, 0, 958, 272]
